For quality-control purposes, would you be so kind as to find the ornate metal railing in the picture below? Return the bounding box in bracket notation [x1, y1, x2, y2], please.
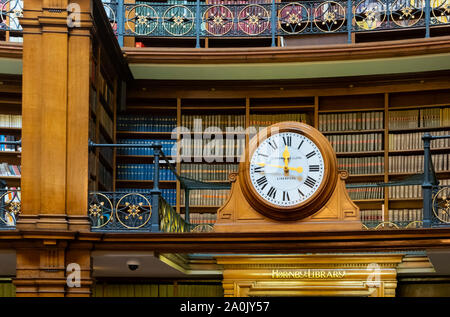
[103, 0, 450, 47]
[2, 0, 450, 46]
[0, 188, 21, 229]
[88, 140, 220, 232]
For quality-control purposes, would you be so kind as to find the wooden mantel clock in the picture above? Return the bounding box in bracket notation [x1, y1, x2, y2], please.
[214, 121, 361, 232]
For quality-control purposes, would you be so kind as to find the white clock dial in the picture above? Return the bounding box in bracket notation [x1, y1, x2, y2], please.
[249, 132, 325, 207]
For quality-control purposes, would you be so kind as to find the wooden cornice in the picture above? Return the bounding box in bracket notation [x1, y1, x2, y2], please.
[123, 36, 450, 65]
[0, 41, 23, 59]
[1, 228, 450, 253]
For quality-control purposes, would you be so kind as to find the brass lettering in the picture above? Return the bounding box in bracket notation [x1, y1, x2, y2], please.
[270, 269, 346, 279]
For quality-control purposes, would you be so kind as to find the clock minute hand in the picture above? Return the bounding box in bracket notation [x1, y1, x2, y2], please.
[256, 162, 303, 173]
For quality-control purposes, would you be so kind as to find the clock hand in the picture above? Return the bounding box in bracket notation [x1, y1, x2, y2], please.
[256, 162, 303, 173]
[282, 145, 290, 174]
[258, 171, 303, 181]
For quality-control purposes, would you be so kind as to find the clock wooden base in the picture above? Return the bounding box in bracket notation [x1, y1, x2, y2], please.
[214, 170, 361, 232]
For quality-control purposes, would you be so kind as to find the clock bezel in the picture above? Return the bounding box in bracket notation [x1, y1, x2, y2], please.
[239, 121, 338, 221]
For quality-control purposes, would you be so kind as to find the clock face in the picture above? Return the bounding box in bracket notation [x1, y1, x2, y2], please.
[249, 132, 325, 207]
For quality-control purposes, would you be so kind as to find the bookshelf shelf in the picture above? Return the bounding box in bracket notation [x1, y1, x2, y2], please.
[388, 148, 450, 155]
[388, 126, 450, 133]
[322, 129, 384, 135]
[115, 179, 177, 189]
[336, 151, 385, 157]
[116, 155, 176, 164]
[116, 131, 175, 139]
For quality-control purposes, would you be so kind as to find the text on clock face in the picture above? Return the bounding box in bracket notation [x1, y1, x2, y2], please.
[249, 132, 325, 207]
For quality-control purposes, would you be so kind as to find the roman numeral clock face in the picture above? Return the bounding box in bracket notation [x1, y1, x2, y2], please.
[249, 132, 325, 207]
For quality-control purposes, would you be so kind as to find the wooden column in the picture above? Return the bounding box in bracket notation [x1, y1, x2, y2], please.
[14, 240, 93, 297]
[19, 0, 92, 231]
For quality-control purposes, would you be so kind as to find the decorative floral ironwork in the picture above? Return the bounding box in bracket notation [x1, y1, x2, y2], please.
[278, 2, 310, 34]
[354, 0, 386, 30]
[433, 186, 450, 223]
[432, 0, 450, 23]
[88, 193, 113, 229]
[390, 0, 424, 27]
[0, 0, 23, 31]
[159, 196, 190, 233]
[162, 5, 194, 36]
[0, 190, 21, 227]
[126, 4, 158, 35]
[238, 4, 270, 36]
[314, 1, 346, 32]
[203, 5, 234, 36]
[116, 193, 151, 229]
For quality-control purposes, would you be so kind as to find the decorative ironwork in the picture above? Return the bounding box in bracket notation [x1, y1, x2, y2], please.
[390, 0, 424, 27]
[314, 1, 346, 32]
[162, 5, 194, 36]
[433, 186, 450, 223]
[278, 2, 310, 34]
[432, 0, 450, 23]
[362, 220, 424, 229]
[88, 192, 152, 231]
[237, 4, 271, 35]
[116, 193, 152, 229]
[159, 196, 190, 233]
[203, 5, 234, 36]
[354, 0, 386, 30]
[0, 0, 23, 31]
[126, 4, 158, 36]
[0, 189, 21, 228]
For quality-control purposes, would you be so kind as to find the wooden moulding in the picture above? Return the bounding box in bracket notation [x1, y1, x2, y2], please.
[215, 122, 361, 232]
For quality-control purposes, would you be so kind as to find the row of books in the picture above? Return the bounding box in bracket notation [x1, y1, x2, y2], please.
[327, 133, 383, 153]
[98, 162, 113, 190]
[0, 114, 21, 129]
[388, 185, 422, 199]
[249, 113, 311, 129]
[180, 163, 238, 181]
[389, 209, 423, 223]
[99, 133, 114, 164]
[360, 209, 423, 223]
[98, 103, 114, 139]
[116, 139, 177, 156]
[181, 114, 245, 131]
[389, 107, 450, 129]
[180, 189, 230, 207]
[337, 156, 384, 174]
[116, 164, 176, 181]
[318, 111, 383, 132]
[0, 163, 20, 176]
[388, 154, 450, 173]
[346, 184, 384, 200]
[0, 135, 20, 151]
[116, 188, 177, 206]
[178, 138, 245, 158]
[98, 71, 115, 114]
[182, 213, 217, 225]
[117, 115, 177, 132]
[388, 130, 450, 151]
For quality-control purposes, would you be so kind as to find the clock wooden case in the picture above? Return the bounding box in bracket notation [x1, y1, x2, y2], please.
[214, 121, 361, 232]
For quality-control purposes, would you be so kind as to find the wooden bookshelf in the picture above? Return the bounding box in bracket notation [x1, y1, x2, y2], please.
[0, 75, 22, 189]
[88, 36, 120, 192]
[113, 89, 450, 225]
